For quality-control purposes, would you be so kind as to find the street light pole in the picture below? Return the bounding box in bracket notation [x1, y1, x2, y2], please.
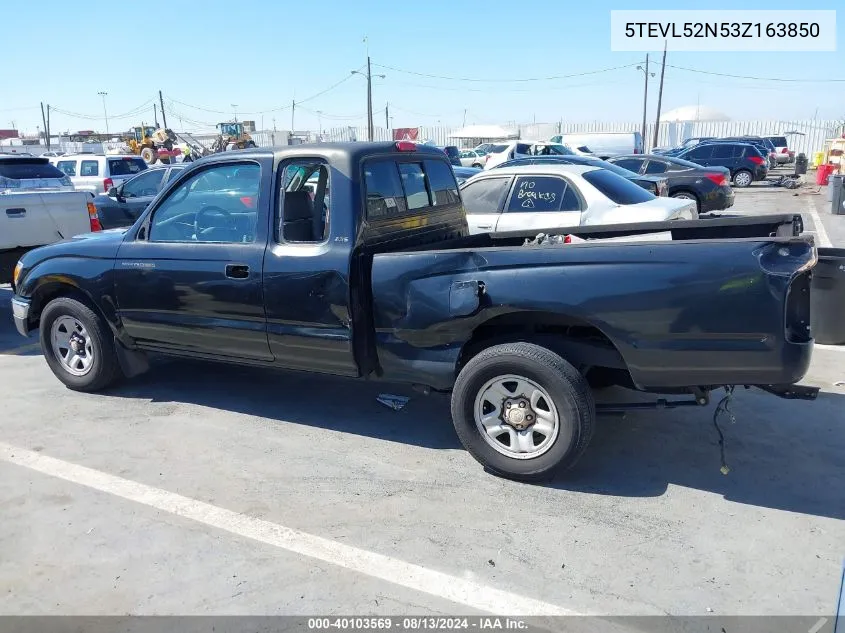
[351, 60, 385, 141]
[636, 56, 655, 151]
[97, 91, 109, 137]
[317, 110, 323, 134]
[231, 104, 238, 123]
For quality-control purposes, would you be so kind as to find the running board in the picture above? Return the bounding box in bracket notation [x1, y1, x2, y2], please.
[596, 398, 704, 414]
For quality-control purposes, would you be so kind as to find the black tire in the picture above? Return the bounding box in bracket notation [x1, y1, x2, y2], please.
[670, 190, 700, 212]
[451, 342, 595, 480]
[732, 169, 753, 188]
[472, 163, 483, 169]
[39, 297, 123, 392]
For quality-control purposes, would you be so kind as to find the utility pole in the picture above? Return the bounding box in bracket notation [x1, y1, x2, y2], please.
[231, 104, 238, 123]
[158, 90, 168, 129]
[317, 110, 323, 134]
[653, 41, 667, 150]
[636, 55, 655, 151]
[351, 58, 384, 142]
[40, 102, 50, 150]
[46, 104, 51, 147]
[463, 109, 467, 127]
[385, 103, 389, 133]
[153, 103, 159, 127]
[98, 91, 109, 137]
[291, 100, 295, 132]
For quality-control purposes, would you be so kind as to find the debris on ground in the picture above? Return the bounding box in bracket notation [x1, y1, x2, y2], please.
[487, 559, 496, 567]
[376, 394, 410, 411]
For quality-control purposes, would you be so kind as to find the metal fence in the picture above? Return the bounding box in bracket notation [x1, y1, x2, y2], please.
[9, 119, 842, 159]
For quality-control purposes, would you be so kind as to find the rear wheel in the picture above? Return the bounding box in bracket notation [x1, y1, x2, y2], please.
[733, 169, 753, 187]
[451, 342, 595, 480]
[472, 163, 483, 169]
[671, 190, 700, 212]
[140, 146, 157, 164]
[39, 297, 123, 392]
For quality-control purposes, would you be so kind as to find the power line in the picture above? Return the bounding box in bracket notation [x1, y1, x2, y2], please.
[667, 64, 845, 83]
[371, 62, 641, 83]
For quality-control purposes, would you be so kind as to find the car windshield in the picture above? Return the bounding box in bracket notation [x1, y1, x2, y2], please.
[582, 168, 655, 204]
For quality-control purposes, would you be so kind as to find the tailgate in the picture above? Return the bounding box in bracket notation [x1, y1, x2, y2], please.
[39, 191, 92, 241]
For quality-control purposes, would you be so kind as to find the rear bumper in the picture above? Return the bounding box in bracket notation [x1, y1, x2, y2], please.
[701, 186, 735, 213]
[11, 297, 30, 337]
[754, 165, 769, 180]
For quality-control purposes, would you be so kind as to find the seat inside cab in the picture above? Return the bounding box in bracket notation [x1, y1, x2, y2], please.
[281, 163, 329, 243]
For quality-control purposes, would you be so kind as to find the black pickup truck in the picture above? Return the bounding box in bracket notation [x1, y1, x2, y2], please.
[10, 142, 821, 479]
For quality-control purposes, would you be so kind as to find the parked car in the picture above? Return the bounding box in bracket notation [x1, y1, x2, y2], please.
[548, 132, 643, 158]
[655, 137, 719, 157]
[1, 186, 100, 283]
[460, 164, 696, 234]
[459, 150, 486, 168]
[0, 155, 74, 192]
[607, 154, 735, 213]
[675, 142, 768, 187]
[764, 135, 795, 164]
[40, 151, 66, 158]
[483, 141, 575, 170]
[51, 153, 149, 194]
[452, 166, 482, 185]
[93, 164, 187, 230]
[11, 141, 821, 480]
[721, 137, 778, 169]
[490, 155, 669, 197]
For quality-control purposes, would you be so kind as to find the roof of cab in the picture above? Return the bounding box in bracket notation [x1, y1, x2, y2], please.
[197, 141, 449, 165]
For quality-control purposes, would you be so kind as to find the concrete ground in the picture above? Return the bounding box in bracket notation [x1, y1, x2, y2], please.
[0, 177, 844, 621]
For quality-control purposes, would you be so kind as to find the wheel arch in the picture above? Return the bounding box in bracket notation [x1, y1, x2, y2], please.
[26, 279, 115, 337]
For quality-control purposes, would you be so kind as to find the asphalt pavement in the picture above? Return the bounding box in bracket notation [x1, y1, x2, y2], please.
[1, 177, 844, 621]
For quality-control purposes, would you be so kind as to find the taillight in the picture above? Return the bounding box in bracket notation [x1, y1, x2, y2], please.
[748, 155, 765, 165]
[706, 173, 727, 186]
[781, 147, 789, 154]
[484, 154, 491, 163]
[86, 201, 102, 232]
[103, 177, 114, 192]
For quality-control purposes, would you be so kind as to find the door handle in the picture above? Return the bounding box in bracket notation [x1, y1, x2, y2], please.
[5, 208, 26, 217]
[477, 224, 493, 230]
[225, 264, 250, 279]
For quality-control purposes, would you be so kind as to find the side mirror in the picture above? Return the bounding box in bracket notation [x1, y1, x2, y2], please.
[107, 186, 119, 198]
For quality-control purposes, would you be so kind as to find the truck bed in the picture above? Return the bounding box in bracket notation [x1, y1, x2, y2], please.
[368, 213, 815, 392]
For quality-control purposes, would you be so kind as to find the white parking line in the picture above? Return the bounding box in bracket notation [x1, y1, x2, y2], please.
[815, 344, 845, 353]
[0, 441, 581, 616]
[805, 198, 833, 248]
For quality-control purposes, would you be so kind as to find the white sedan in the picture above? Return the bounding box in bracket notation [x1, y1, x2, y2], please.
[459, 164, 697, 235]
[458, 150, 486, 168]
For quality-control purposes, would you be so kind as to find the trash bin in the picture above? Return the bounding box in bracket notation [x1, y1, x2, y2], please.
[816, 163, 835, 185]
[831, 175, 845, 215]
[811, 248, 845, 345]
[795, 153, 808, 175]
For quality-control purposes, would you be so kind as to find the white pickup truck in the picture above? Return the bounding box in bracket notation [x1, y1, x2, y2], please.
[1, 156, 98, 284]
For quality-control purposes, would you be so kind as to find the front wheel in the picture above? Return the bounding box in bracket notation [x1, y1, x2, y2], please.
[670, 190, 700, 212]
[733, 169, 753, 187]
[451, 342, 595, 480]
[39, 297, 123, 392]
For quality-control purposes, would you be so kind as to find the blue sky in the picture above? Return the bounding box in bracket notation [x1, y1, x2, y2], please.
[3, 0, 842, 135]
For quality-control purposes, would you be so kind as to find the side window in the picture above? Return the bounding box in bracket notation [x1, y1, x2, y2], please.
[423, 160, 460, 206]
[122, 169, 165, 197]
[56, 160, 77, 176]
[686, 145, 713, 160]
[515, 143, 531, 155]
[644, 160, 668, 174]
[278, 160, 330, 243]
[613, 158, 644, 172]
[460, 178, 511, 214]
[80, 160, 99, 177]
[507, 176, 569, 213]
[560, 184, 581, 211]
[711, 145, 734, 159]
[148, 162, 261, 243]
[398, 162, 431, 210]
[364, 160, 407, 219]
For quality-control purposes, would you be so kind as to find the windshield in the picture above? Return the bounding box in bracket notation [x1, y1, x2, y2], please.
[488, 144, 509, 153]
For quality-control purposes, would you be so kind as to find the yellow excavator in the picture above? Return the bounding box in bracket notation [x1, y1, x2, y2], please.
[211, 122, 256, 152]
[125, 126, 180, 164]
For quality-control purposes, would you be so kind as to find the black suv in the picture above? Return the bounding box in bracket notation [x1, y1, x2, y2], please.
[676, 142, 768, 187]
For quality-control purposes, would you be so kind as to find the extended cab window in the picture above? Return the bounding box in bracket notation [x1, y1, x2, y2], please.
[506, 176, 579, 212]
[56, 160, 76, 176]
[278, 160, 330, 243]
[148, 162, 260, 243]
[460, 177, 510, 214]
[423, 159, 459, 206]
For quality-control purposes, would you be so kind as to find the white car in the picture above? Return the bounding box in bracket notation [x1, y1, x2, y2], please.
[458, 150, 486, 168]
[483, 141, 576, 170]
[51, 153, 149, 194]
[459, 164, 697, 235]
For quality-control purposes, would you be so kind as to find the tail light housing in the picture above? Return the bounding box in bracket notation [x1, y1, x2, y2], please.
[103, 177, 114, 192]
[748, 155, 765, 165]
[86, 201, 103, 232]
[781, 147, 790, 154]
[706, 173, 728, 187]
